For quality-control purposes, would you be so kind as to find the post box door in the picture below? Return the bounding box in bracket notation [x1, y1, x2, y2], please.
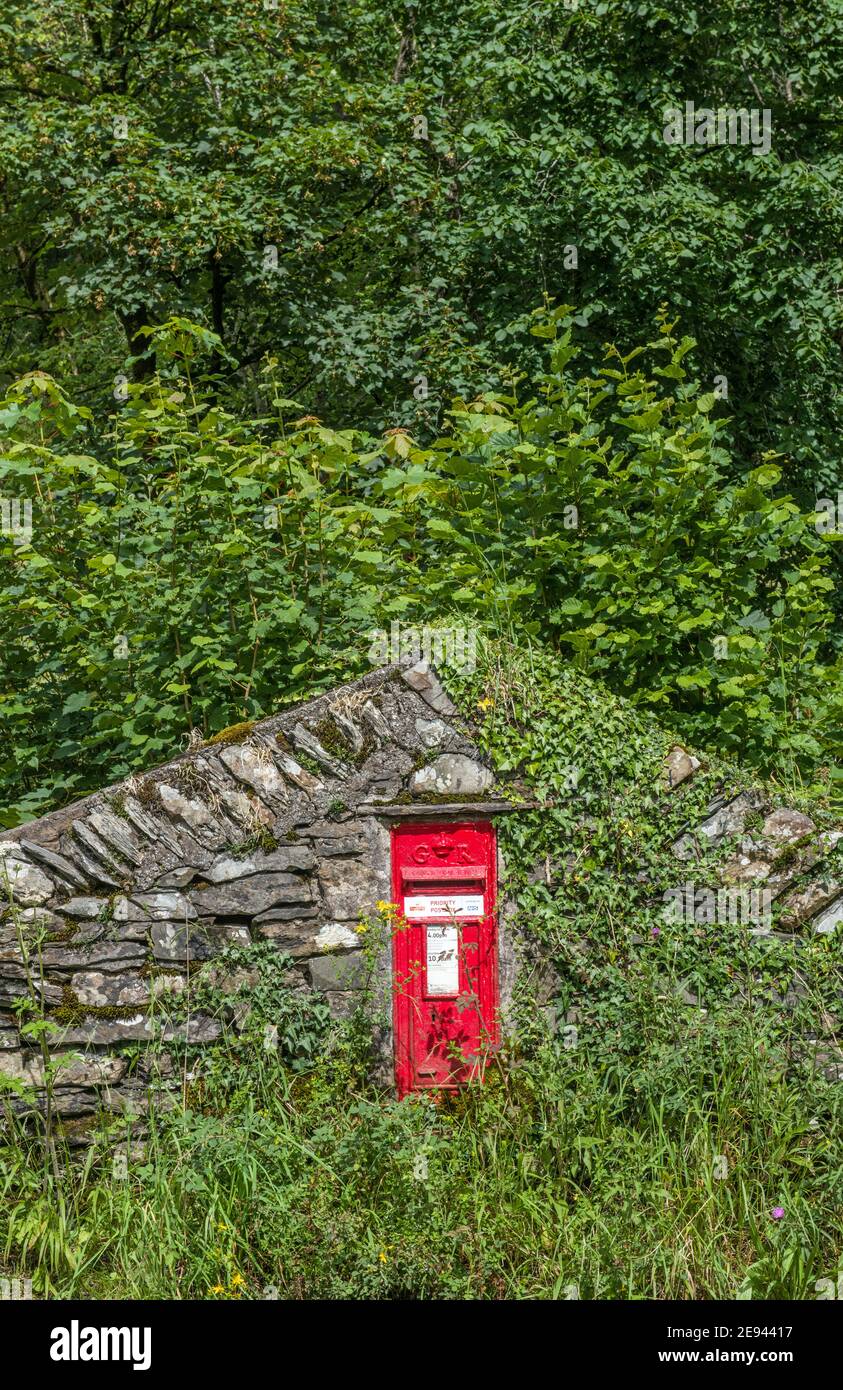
[391, 821, 499, 1097]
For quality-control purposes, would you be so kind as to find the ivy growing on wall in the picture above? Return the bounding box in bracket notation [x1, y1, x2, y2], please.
[448, 639, 843, 1089]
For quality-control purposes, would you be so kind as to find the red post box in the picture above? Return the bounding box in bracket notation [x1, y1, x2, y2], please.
[391, 821, 499, 1097]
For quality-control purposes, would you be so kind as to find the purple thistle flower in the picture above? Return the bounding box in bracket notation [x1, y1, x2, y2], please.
[771, 1207, 785, 1220]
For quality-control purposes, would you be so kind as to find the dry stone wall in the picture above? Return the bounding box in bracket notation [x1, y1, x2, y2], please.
[2, 661, 842, 1129]
[0, 662, 518, 1127]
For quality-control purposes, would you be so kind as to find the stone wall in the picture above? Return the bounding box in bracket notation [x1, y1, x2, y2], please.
[2, 658, 842, 1131]
[0, 662, 520, 1128]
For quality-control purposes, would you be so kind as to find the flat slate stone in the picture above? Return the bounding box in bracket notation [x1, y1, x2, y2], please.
[65, 841, 121, 889]
[673, 791, 765, 859]
[253, 903, 319, 924]
[313, 922, 360, 952]
[151, 921, 213, 962]
[157, 784, 228, 848]
[52, 897, 107, 919]
[813, 897, 843, 935]
[218, 742, 292, 803]
[272, 745, 324, 794]
[411, 754, 494, 796]
[188, 872, 315, 918]
[664, 746, 701, 789]
[204, 845, 315, 882]
[291, 723, 351, 779]
[51, 1015, 222, 1045]
[762, 808, 816, 843]
[122, 796, 184, 856]
[306, 951, 368, 991]
[318, 858, 380, 921]
[70, 971, 150, 1007]
[5, 906, 64, 933]
[332, 710, 364, 756]
[362, 699, 392, 741]
[152, 866, 200, 889]
[400, 662, 457, 716]
[72, 820, 124, 872]
[86, 810, 144, 866]
[9, 1087, 102, 1118]
[114, 891, 197, 922]
[0, 1050, 127, 1088]
[17, 838, 87, 887]
[0, 969, 63, 1006]
[307, 834, 367, 857]
[39, 941, 147, 972]
[0, 846, 54, 906]
[415, 717, 450, 749]
[257, 917, 358, 961]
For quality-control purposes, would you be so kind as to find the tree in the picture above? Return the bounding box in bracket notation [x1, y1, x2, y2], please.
[1, 0, 841, 489]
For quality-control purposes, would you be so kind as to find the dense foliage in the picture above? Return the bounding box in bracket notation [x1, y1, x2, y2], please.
[2, 0, 842, 486]
[3, 1030, 840, 1300]
[2, 311, 841, 824]
[3, 0, 843, 824]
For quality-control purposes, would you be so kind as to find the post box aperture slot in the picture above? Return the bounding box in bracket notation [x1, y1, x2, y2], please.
[400, 866, 486, 883]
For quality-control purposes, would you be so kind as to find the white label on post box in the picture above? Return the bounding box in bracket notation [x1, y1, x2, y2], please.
[404, 894, 484, 918]
[426, 925, 459, 996]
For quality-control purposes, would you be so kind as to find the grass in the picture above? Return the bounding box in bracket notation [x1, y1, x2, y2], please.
[2, 1004, 841, 1301]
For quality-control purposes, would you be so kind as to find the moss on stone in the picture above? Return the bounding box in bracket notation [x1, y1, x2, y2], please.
[206, 720, 256, 746]
[52, 985, 147, 1026]
[44, 924, 77, 945]
[232, 827, 278, 856]
[295, 749, 325, 778]
[383, 790, 501, 806]
[768, 833, 817, 871]
[313, 716, 354, 760]
[411, 747, 439, 772]
[135, 778, 161, 808]
[355, 730, 377, 766]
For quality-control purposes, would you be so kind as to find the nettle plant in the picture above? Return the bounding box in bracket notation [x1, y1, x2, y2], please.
[1, 309, 840, 825]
